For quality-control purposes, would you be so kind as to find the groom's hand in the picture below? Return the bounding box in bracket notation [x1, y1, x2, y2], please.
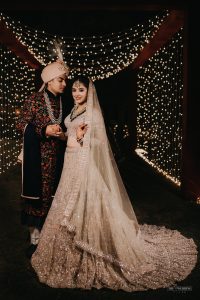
[46, 124, 62, 137]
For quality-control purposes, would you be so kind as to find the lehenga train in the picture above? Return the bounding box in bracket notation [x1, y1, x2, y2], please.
[31, 81, 197, 291]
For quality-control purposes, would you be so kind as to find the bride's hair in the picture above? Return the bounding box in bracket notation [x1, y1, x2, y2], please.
[71, 76, 90, 89]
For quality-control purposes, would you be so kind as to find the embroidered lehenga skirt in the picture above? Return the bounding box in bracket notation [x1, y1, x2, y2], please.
[31, 146, 197, 291]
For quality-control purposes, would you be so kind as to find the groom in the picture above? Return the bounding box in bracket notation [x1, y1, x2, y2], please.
[16, 60, 70, 258]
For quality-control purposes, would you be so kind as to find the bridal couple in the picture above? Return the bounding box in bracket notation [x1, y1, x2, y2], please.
[16, 60, 197, 292]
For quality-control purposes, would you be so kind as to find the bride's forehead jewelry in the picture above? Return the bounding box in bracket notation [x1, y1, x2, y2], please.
[73, 80, 81, 88]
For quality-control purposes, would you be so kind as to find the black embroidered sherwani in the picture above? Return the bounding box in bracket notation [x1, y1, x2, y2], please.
[16, 90, 67, 228]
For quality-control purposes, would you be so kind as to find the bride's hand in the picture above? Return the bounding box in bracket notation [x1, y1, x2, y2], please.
[76, 123, 88, 140]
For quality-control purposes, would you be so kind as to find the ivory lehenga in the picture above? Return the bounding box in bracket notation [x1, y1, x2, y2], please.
[31, 81, 197, 291]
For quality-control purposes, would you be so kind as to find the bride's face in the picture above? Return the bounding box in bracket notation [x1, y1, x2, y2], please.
[72, 81, 88, 106]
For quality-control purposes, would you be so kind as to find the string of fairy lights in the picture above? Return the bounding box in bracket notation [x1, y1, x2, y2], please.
[0, 44, 35, 174]
[135, 30, 183, 186]
[0, 11, 168, 80]
[0, 10, 183, 187]
[0, 11, 169, 175]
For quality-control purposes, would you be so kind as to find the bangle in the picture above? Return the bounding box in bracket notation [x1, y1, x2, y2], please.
[77, 137, 83, 146]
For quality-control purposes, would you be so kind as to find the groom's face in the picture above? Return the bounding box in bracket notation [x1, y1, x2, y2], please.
[48, 74, 67, 95]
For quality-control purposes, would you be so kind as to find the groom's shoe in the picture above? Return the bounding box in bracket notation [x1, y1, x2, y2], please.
[25, 244, 38, 259]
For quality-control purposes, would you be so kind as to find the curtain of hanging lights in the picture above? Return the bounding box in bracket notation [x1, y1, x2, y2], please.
[0, 11, 168, 80]
[0, 44, 35, 174]
[135, 30, 183, 186]
[0, 11, 176, 175]
[0, 12, 183, 180]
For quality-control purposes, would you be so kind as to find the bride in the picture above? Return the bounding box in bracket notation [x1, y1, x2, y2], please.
[31, 76, 197, 291]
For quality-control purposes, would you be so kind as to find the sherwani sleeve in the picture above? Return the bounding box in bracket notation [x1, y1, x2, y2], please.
[16, 94, 47, 139]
